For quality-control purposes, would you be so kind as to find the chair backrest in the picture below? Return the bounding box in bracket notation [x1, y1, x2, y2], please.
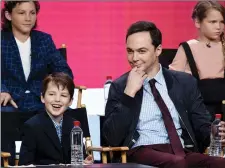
[65, 106, 94, 157]
[1, 112, 39, 142]
[1, 112, 38, 166]
[159, 48, 177, 69]
[58, 44, 67, 61]
[65, 107, 90, 138]
[57, 44, 86, 109]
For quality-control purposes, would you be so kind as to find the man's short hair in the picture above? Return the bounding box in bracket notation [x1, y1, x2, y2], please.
[42, 72, 75, 100]
[126, 21, 162, 48]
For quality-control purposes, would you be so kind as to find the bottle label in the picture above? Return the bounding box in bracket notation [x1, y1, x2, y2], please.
[71, 144, 83, 165]
[212, 125, 221, 139]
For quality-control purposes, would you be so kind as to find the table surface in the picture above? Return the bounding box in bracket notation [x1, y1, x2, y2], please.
[35, 163, 157, 168]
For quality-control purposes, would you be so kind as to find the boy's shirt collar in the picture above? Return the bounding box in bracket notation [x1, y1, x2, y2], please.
[46, 110, 63, 127]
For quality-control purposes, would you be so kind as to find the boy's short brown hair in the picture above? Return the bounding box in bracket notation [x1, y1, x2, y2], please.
[42, 72, 75, 100]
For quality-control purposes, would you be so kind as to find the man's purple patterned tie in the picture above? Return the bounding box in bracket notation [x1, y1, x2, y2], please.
[149, 79, 185, 157]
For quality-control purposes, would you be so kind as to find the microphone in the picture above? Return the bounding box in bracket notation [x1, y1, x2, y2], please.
[206, 42, 211, 48]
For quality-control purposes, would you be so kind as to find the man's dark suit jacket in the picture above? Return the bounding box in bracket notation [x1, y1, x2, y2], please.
[1, 30, 73, 112]
[102, 68, 212, 153]
[19, 112, 74, 165]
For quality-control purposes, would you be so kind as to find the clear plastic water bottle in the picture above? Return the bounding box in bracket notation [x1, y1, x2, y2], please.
[209, 114, 222, 157]
[71, 121, 83, 165]
[104, 76, 112, 104]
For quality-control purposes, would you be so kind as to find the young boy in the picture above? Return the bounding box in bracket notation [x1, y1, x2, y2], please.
[19, 72, 92, 165]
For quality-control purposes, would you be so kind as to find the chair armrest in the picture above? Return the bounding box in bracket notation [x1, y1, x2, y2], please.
[1, 152, 11, 158]
[110, 147, 129, 151]
[87, 146, 111, 152]
[81, 104, 86, 108]
[87, 146, 111, 163]
[75, 85, 87, 108]
[75, 85, 87, 90]
[87, 146, 129, 152]
[87, 146, 129, 164]
[1, 152, 11, 167]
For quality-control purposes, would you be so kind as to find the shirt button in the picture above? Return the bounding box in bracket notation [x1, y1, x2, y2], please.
[25, 90, 30, 93]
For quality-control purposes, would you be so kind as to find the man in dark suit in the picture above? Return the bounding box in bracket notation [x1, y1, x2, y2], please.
[1, 1, 73, 113]
[19, 72, 92, 165]
[102, 21, 225, 168]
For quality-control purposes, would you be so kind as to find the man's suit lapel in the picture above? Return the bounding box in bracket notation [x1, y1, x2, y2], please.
[131, 86, 143, 133]
[163, 68, 190, 124]
[134, 88, 143, 117]
[5, 31, 26, 83]
[162, 68, 198, 147]
[42, 112, 62, 153]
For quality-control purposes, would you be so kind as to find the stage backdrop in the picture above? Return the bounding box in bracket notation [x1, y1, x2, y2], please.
[2, 1, 225, 87]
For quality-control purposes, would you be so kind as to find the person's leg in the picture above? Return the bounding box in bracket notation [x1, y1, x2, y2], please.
[127, 144, 187, 168]
[185, 150, 225, 168]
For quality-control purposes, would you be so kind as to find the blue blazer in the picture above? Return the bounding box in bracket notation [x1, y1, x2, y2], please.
[1, 30, 73, 112]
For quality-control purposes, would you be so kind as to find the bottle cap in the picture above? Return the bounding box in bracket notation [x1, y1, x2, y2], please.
[106, 76, 112, 80]
[215, 114, 222, 119]
[74, 121, 81, 127]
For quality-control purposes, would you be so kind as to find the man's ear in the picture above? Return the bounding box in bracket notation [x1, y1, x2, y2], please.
[156, 44, 162, 57]
[5, 11, 12, 21]
[41, 94, 45, 104]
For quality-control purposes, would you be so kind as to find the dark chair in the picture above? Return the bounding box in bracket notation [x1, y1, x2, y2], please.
[65, 106, 92, 156]
[58, 44, 67, 61]
[58, 44, 86, 108]
[1, 111, 39, 167]
[1, 152, 11, 167]
[159, 48, 177, 69]
[98, 116, 129, 163]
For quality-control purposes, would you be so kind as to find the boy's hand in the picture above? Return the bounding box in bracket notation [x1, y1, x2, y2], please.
[83, 155, 93, 164]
